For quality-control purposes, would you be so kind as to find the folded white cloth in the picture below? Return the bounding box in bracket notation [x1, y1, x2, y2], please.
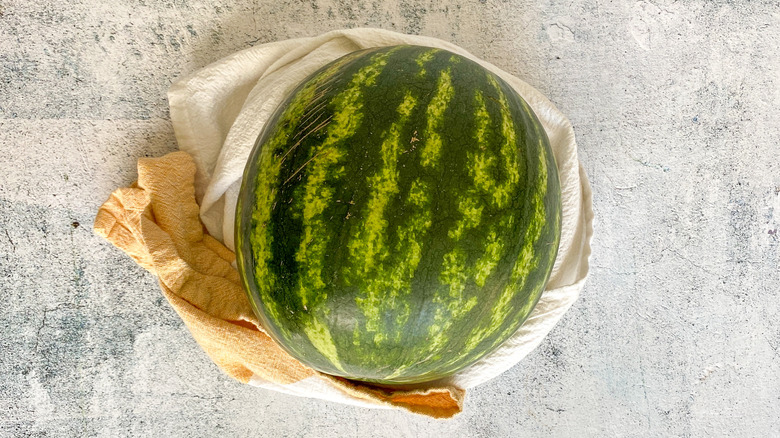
[168, 28, 593, 398]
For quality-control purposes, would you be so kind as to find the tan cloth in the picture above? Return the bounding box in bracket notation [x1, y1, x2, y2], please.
[94, 150, 464, 418]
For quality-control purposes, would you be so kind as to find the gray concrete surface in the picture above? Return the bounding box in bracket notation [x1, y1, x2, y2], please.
[2, 0, 779, 436]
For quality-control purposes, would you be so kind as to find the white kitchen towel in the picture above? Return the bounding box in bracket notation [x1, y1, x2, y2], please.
[168, 28, 592, 398]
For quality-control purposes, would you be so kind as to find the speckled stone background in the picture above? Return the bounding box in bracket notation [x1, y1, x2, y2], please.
[1, 0, 779, 436]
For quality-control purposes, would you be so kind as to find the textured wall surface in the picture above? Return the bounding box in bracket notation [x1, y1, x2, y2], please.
[1, 0, 779, 436]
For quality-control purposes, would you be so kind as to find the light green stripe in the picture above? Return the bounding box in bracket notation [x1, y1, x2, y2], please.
[463, 100, 549, 352]
[416, 48, 438, 77]
[429, 77, 532, 357]
[473, 228, 504, 287]
[488, 94, 554, 346]
[489, 75, 521, 203]
[389, 180, 432, 315]
[249, 67, 335, 327]
[348, 50, 439, 347]
[447, 196, 483, 240]
[293, 50, 394, 366]
[420, 68, 454, 168]
[471, 92, 496, 195]
[302, 316, 341, 370]
[350, 92, 418, 338]
[429, 189, 485, 350]
[427, 82, 511, 355]
[467, 81, 526, 290]
[470, 77, 521, 208]
[296, 50, 393, 303]
[427, 247, 479, 353]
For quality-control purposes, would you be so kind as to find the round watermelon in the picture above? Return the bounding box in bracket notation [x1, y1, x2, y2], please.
[235, 45, 561, 385]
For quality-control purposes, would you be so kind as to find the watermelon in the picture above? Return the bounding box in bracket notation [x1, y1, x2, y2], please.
[235, 45, 561, 385]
